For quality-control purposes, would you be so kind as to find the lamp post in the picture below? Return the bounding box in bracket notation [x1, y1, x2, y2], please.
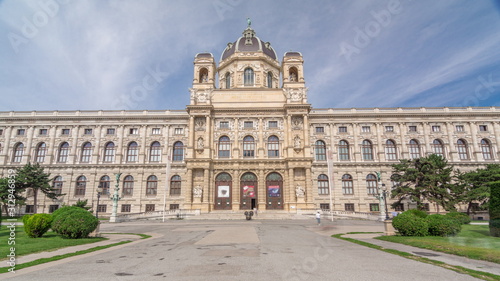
[382, 184, 390, 220]
[95, 185, 103, 220]
[109, 173, 122, 223]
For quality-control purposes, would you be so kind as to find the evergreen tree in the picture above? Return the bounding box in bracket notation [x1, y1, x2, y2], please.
[0, 177, 26, 218]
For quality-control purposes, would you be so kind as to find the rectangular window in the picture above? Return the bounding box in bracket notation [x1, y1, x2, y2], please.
[97, 205, 107, 213]
[169, 204, 179, 210]
[106, 128, 115, 135]
[369, 203, 380, 212]
[394, 204, 404, 212]
[17, 129, 25, 136]
[385, 126, 394, 132]
[361, 126, 371, 133]
[470, 203, 480, 211]
[219, 121, 229, 129]
[268, 121, 278, 128]
[316, 127, 324, 133]
[49, 205, 59, 213]
[432, 125, 441, 132]
[0, 129, 3, 136]
[456, 125, 464, 132]
[145, 204, 155, 212]
[129, 128, 138, 135]
[345, 203, 355, 212]
[244, 121, 253, 128]
[25, 205, 35, 214]
[121, 204, 131, 213]
[422, 203, 430, 211]
[174, 128, 184, 135]
[61, 128, 70, 135]
[338, 126, 347, 133]
[409, 126, 417, 132]
[84, 128, 93, 135]
[39, 129, 48, 135]
[479, 125, 488, 132]
[152, 128, 161, 135]
[320, 203, 330, 211]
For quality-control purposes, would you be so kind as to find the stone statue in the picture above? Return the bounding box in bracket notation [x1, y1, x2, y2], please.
[193, 185, 203, 198]
[295, 184, 305, 197]
[247, 17, 251, 27]
[294, 135, 301, 148]
[197, 137, 204, 149]
[289, 72, 297, 82]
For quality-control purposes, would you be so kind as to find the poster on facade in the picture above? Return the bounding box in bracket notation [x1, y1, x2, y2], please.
[242, 186, 255, 198]
[268, 185, 280, 197]
[218, 186, 230, 198]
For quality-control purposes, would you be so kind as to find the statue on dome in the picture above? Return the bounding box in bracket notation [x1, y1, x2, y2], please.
[247, 18, 251, 27]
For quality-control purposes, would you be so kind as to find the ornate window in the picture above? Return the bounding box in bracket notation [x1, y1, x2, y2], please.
[99, 175, 110, 195]
[146, 175, 158, 196]
[481, 139, 493, 160]
[126, 142, 138, 162]
[385, 140, 397, 161]
[218, 136, 231, 158]
[339, 140, 350, 160]
[53, 176, 63, 195]
[318, 174, 329, 195]
[122, 175, 134, 196]
[173, 141, 184, 161]
[57, 142, 70, 163]
[104, 142, 115, 162]
[243, 136, 255, 158]
[315, 140, 326, 161]
[432, 139, 445, 157]
[149, 141, 161, 162]
[35, 142, 47, 163]
[267, 72, 273, 88]
[225, 72, 231, 89]
[199, 67, 208, 82]
[170, 175, 181, 196]
[12, 143, 24, 163]
[409, 139, 421, 159]
[366, 174, 377, 195]
[342, 174, 354, 195]
[75, 176, 86, 196]
[244, 68, 254, 86]
[80, 142, 92, 163]
[362, 140, 373, 160]
[457, 139, 469, 160]
[267, 136, 279, 158]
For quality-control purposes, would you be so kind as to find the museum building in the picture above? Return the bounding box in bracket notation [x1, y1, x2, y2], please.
[0, 25, 499, 216]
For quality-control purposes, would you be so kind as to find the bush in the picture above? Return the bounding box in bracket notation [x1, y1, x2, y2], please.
[392, 211, 429, 236]
[490, 219, 500, 237]
[51, 206, 98, 239]
[405, 209, 428, 218]
[23, 213, 53, 238]
[426, 214, 462, 237]
[490, 181, 500, 237]
[445, 212, 471, 225]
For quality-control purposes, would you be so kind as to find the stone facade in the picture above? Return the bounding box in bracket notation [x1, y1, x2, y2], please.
[1, 26, 498, 215]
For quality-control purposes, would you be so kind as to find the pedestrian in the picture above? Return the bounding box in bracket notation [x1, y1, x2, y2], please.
[316, 211, 321, 226]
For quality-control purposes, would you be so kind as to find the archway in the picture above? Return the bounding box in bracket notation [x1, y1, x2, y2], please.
[240, 172, 257, 210]
[266, 172, 283, 210]
[214, 172, 232, 210]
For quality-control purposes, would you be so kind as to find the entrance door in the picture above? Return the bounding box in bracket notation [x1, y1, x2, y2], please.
[240, 172, 257, 210]
[214, 173, 232, 210]
[266, 172, 283, 210]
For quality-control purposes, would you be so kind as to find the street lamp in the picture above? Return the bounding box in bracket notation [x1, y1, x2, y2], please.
[95, 184, 103, 220]
[382, 184, 390, 220]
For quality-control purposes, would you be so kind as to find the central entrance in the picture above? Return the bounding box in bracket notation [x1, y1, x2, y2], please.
[214, 172, 232, 210]
[266, 172, 283, 210]
[240, 172, 257, 210]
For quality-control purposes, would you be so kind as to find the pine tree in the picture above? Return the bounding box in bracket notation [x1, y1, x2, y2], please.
[0, 177, 26, 218]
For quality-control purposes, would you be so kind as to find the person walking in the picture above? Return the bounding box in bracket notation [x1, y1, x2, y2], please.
[316, 211, 321, 226]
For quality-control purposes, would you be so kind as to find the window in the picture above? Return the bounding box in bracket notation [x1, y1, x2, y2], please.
[126, 142, 138, 162]
[97, 205, 107, 213]
[53, 176, 63, 194]
[318, 174, 329, 195]
[345, 203, 355, 211]
[84, 128, 93, 135]
[129, 128, 138, 135]
[432, 139, 445, 157]
[75, 176, 86, 196]
[315, 140, 327, 161]
[218, 136, 231, 158]
[61, 128, 70, 135]
[103, 142, 115, 162]
[244, 68, 254, 86]
[316, 127, 324, 133]
[320, 204, 330, 211]
[479, 125, 488, 132]
[80, 142, 92, 163]
[394, 203, 404, 212]
[422, 203, 430, 211]
[174, 128, 184, 135]
[17, 129, 25, 136]
[121, 204, 131, 212]
[99, 175, 110, 195]
[457, 139, 469, 160]
[145, 204, 155, 212]
[338, 126, 347, 133]
[362, 140, 373, 160]
[342, 174, 354, 195]
[0, 129, 3, 135]
[268, 121, 278, 128]
[409, 139, 421, 159]
[49, 205, 59, 213]
[456, 125, 464, 132]
[370, 203, 380, 212]
[149, 141, 161, 162]
[243, 136, 255, 158]
[123, 175, 134, 196]
[146, 175, 158, 196]
[106, 128, 115, 135]
[385, 126, 394, 132]
[385, 140, 397, 161]
[57, 142, 69, 163]
[12, 143, 24, 163]
[481, 139, 493, 160]
[169, 204, 179, 210]
[244, 121, 253, 128]
[170, 175, 181, 196]
[35, 142, 47, 163]
[219, 121, 229, 129]
[366, 174, 377, 195]
[152, 128, 161, 135]
[409, 126, 417, 132]
[267, 136, 279, 158]
[225, 72, 231, 89]
[25, 205, 35, 213]
[432, 126, 441, 132]
[39, 128, 48, 135]
[173, 141, 184, 161]
[339, 140, 350, 160]
[267, 72, 273, 88]
[361, 126, 371, 133]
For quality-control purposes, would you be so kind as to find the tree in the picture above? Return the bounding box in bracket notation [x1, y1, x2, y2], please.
[390, 154, 454, 213]
[73, 199, 92, 211]
[489, 181, 500, 237]
[15, 163, 63, 213]
[0, 177, 26, 218]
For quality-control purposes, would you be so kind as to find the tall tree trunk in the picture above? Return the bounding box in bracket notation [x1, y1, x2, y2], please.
[33, 189, 38, 214]
[467, 202, 472, 215]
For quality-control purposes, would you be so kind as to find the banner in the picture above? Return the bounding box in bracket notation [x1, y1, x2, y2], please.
[242, 185, 255, 198]
[268, 185, 280, 197]
[218, 186, 230, 198]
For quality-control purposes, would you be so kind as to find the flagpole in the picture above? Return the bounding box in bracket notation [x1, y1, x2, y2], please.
[327, 148, 334, 221]
[162, 154, 171, 223]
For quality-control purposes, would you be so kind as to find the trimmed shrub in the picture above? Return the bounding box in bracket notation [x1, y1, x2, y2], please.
[23, 213, 53, 238]
[405, 209, 428, 218]
[445, 212, 471, 225]
[392, 211, 429, 236]
[51, 206, 98, 239]
[426, 214, 461, 237]
[490, 181, 500, 237]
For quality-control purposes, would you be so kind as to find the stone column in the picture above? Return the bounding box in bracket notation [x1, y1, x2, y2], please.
[469, 122, 479, 161]
[24, 126, 35, 164]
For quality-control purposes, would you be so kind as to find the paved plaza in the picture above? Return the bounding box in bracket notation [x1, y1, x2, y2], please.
[2, 219, 486, 281]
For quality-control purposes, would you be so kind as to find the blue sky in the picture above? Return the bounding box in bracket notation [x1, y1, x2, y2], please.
[1, 0, 499, 111]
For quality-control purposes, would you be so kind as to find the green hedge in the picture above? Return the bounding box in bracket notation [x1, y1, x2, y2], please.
[405, 209, 428, 218]
[445, 212, 471, 225]
[51, 206, 98, 239]
[490, 181, 500, 237]
[392, 211, 429, 236]
[23, 214, 53, 238]
[426, 214, 461, 236]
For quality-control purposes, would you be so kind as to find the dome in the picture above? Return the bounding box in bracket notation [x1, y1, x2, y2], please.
[220, 26, 277, 62]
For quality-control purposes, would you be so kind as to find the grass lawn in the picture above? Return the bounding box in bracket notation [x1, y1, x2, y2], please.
[0, 226, 107, 260]
[376, 224, 500, 264]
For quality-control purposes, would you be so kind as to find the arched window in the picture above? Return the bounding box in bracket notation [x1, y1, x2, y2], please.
[173, 141, 184, 161]
[218, 136, 231, 158]
[122, 175, 134, 196]
[170, 175, 181, 196]
[481, 139, 493, 160]
[80, 142, 92, 163]
[99, 175, 110, 195]
[268, 136, 279, 158]
[339, 140, 350, 160]
[289, 67, 298, 82]
[12, 143, 24, 163]
[243, 136, 255, 158]
[318, 174, 329, 195]
[35, 142, 47, 163]
[432, 139, 445, 157]
[385, 140, 397, 161]
[75, 175, 86, 196]
[267, 72, 273, 88]
[342, 174, 354, 195]
[225, 72, 231, 89]
[366, 174, 377, 195]
[57, 142, 69, 163]
[104, 142, 115, 162]
[362, 140, 373, 160]
[457, 139, 469, 160]
[53, 176, 63, 195]
[146, 175, 158, 196]
[149, 141, 161, 162]
[126, 142, 138, 162]
[199, 67, 208, 83]
[244, 68, 254, 86]
[409, 139, 421, 159]
[315, 140, 326, 161]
